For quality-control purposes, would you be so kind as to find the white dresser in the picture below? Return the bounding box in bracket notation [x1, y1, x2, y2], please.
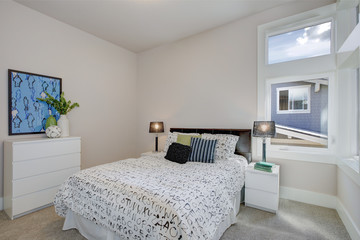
[245, 162, 280, 213]
[4, 137, 81, 219]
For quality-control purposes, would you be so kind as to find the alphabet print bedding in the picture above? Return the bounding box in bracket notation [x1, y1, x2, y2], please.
[54, 153, 247, 239]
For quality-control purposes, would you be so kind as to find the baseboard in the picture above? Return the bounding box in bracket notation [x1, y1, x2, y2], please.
[280, 186, 337, 209]
[336, 199, 360, 240]
[0, 197, 3, 211]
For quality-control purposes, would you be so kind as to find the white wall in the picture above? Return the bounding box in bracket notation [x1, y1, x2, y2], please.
[337, 168, 360, 238]
[0, 0, 138, 200]
[137, 0, 337, 196]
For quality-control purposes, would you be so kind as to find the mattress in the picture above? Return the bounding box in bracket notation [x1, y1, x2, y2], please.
[55, 153, 247, 239]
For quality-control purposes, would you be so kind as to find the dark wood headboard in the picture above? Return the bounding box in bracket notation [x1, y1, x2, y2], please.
[170, 128, 252, 163]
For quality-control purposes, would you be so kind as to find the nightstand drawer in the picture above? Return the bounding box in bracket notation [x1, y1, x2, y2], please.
[245, 188, 279, 212]
[245, 171, 279, 193]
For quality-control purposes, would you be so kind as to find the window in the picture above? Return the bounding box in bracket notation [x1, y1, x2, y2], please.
[277, 85, 310, 113]
[268, 21, 332, 64]
[258, 4, 336, 163]
[357, 67, 360, 162]
[269, 77, 328, 149]
[343, 68, 360, 173]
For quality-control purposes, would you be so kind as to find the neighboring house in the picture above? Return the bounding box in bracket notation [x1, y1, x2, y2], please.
[271, 80, 328, 147]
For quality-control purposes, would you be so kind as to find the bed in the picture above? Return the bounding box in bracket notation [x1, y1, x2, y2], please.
[54, 128, 252, 240]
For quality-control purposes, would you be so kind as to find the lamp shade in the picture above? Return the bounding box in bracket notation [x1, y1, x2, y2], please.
[149, 122, 164, 133]
[253, 121, 276, 138]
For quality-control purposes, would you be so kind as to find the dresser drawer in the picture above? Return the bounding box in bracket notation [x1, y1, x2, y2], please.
[13, 153, 80, 179]
[13, 167, 79, 198]
[245, 171, 279, 193]
[12, 186, 59, 217]
[245, 188, 279, 212]
[13, 138, 80, 162]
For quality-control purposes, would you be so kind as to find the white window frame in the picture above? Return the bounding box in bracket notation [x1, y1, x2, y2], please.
[337, 67, 360, 182]
[336, 1, 360, 183]
[266, 73, 334, 154]
[353, 67, 360, 174]
[257, 4, 337, 164]
[276, 85, 311, 114]
[267, 20, 333, 65]
[357, 68, 360, 158]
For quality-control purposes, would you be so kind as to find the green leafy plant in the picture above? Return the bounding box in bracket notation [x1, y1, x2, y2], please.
[37, 92, 79, 115]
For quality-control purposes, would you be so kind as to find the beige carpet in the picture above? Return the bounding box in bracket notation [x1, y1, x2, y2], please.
[0, 199, 350, 240]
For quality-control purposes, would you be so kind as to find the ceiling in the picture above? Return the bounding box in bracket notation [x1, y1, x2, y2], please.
[15, 0, 293, 53]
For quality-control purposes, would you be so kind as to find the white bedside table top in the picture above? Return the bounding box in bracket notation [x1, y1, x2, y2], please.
[141, 151, 165, 157]
[247, 162, 280, 175]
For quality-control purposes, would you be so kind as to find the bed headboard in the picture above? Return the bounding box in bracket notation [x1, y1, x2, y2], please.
[170, 128, 252, 163]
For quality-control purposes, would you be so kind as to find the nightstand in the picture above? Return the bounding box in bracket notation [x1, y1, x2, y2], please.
[245, 162, 280, 213]
[141, 151, 164, 157]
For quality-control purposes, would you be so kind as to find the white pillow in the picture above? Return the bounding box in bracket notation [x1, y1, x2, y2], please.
[228, 153, 248, 165]
[201, 134, 239, 160]
[163, 132, 200, 153]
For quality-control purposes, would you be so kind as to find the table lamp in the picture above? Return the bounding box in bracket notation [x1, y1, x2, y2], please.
[253, 121, 276, 162]
[149, 121, 164, 152]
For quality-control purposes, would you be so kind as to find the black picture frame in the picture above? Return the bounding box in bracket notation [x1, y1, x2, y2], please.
[8, 69, 62, 135]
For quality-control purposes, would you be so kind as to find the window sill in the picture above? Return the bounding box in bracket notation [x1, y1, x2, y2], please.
[341, 157, 359, 174]
[265, 148, 336, 164]
[254, 138, 335, 164]
[337, 157, 360, 187]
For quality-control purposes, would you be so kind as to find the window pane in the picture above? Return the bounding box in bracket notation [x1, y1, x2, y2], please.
[279, 90, 288, 110]
[289, 87, 308, 110]
[357, 68, 360, 155]
[271, 79, 328, 148]
[268, 22, 331, 64]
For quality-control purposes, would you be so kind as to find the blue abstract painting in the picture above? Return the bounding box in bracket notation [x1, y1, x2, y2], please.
[8, 69, 62, 135]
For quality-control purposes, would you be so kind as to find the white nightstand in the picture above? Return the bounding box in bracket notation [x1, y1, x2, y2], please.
[141, 151, 164, 157]
[245, 162, 280, 213]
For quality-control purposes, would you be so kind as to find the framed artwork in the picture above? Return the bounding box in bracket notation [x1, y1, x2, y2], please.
[8, 69, 62, 135]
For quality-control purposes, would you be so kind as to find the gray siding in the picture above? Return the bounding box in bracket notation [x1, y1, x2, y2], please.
[271, 81, 328, 135]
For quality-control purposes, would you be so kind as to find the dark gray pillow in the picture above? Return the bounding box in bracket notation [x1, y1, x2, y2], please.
[165, 143, 192, 164]
[189, 138, 217, 163]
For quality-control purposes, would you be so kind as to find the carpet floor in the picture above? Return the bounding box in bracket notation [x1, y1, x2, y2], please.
[0, 199, 350, 240]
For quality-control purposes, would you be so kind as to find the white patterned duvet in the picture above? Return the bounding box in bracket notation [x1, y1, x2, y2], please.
[54, 153, 247, 240]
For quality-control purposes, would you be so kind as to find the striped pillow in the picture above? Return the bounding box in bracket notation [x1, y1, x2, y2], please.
[189, 138, 217, 163]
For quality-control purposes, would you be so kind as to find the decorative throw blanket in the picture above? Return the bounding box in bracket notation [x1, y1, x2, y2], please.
[54, 153, 247, 240]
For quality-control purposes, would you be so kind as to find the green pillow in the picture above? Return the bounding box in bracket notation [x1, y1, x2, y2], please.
[176, 134, 201, 146]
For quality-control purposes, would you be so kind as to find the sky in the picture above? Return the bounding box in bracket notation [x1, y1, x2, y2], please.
[268, 22, 331, 64]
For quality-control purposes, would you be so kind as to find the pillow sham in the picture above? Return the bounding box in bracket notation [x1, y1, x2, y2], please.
[228, 153, 248, 164]
[201, 134, 239, 161]
[189, 138, 217, 163]
[165, 143, 192, 164]
[177, 134, 201, 146]
[163, 132, 200, 152]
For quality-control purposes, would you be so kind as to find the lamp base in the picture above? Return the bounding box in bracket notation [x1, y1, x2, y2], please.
[155, 135, 159, 152]
[262, 138, 266, 162]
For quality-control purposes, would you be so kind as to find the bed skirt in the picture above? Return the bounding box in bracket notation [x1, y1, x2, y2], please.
[63, 191, 241, 240]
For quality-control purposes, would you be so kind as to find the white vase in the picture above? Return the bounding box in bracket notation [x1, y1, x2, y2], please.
[57, 115, 70, 137]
